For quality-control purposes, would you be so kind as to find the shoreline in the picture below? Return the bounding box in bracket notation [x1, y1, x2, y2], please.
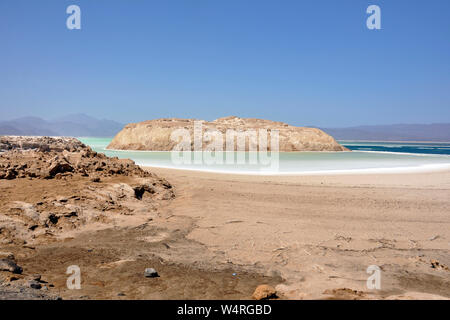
[96, 147, 450, 177]
[137, 162, 450, 176]
[103, 148, 450, 157]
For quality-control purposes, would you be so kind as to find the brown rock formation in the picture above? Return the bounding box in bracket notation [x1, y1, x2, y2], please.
[106, 117, 348, 152]
[0, 136, 174, 245]
[0, 136, 151, 180]
[252, 284, 277, 300]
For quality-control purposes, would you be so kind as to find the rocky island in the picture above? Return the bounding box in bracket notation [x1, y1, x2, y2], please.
[107, 117, 348, 152]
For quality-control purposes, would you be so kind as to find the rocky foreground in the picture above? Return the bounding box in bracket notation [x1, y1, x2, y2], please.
[0, 136, 283, 300]
[0, 136, 151, 180]
[0, 136, 174, 245]
[107, 117, 348, 151]
[0, 136, 177, 299]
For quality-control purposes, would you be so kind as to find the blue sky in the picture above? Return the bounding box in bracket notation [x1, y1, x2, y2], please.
[1, 0, 449, 127]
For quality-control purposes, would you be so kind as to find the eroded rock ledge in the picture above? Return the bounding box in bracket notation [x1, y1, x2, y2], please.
[0, 136, 153, 180]
[107, 117, 348, 152]
[0, 136, 174, 245]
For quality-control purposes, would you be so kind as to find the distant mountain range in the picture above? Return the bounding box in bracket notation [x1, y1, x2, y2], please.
[322, 123, 450, 142]
[0, 114, 448, 141]
[0, 114, 124, 137]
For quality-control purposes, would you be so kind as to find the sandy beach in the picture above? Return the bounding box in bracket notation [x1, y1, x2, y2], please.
[144, 167, 450, 299]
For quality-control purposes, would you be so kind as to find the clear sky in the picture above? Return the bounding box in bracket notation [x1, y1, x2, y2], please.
[1, 0, 449, 127]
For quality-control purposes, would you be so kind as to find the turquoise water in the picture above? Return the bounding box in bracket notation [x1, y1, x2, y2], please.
[78, 137, 450, 174]
[341, 141, 450, 155]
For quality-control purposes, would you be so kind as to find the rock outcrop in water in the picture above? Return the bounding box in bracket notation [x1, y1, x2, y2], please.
[107, 117, 348, 152]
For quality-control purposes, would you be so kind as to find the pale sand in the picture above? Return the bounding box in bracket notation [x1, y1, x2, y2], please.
[146, 167, 450, 299]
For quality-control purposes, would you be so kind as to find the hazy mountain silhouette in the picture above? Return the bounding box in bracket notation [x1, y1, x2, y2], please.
[322, 123, 450, 142]
[0, 114, 123, 137]
[1, 115, 448, 141]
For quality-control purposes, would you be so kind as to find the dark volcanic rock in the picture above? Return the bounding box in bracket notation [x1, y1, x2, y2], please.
[28, 280, 42, 290]
[0, 258, 23, 274]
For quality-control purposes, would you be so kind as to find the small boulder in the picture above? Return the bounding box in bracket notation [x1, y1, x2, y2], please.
[48, 162, 73, 177]
[29, 280, 42, 290]
[252, 284, 277, 300]
[144, 268, 159, 278]
[0, 258, 23, 274]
